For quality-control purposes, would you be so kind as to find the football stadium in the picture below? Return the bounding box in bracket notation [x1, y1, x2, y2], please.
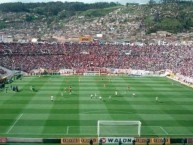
[0, 42, 193, 145]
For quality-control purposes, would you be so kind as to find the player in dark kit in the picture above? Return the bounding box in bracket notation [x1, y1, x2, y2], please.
[162, 138, 166, 145]
[128, 85, 130, 91]
[182, 138, 186, 145]
[146, 138, 150, 145]
[99, 139, 103, 145]
[118, 139, 122, 145]
[69, 86, 72, 94]
[89, 139, 93, 145]
[132, 139, 136, 145]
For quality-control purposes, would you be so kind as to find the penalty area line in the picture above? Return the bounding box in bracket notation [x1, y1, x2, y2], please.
[6, 113, 23, 134]
[66, 126, 69, 135]
[160, 126, 169, 135]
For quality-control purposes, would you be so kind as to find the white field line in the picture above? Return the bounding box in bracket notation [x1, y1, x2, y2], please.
[66, 126, 69, 135]
[3, 132, 193, 136]
[6, 113, 23, 134]
[160, 126, 169, 135]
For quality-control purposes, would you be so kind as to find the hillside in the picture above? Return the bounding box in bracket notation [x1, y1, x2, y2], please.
[142, 2, 193, 34]
[0, 1, 193, 42]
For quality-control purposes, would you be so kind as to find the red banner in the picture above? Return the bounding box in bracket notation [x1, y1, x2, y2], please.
[0, 137, 7, 143]
[151, 138, 170, 144]
[135, 138, 170, 144]
[187, 138, 193, 143]
[61, 137, 98, 144]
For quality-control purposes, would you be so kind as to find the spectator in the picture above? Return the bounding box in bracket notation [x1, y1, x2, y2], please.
[99, 138, 103, 145]
[0, 43, 193, 77]
[146, 138, 150, 145]
[0, 69, 6, 75]
[89, 139, 93, 145]
[182, 138, 186, 145]
[162, 138, 166, 145]
[118, 139, 122, 145]
[132, 139, 136, 145]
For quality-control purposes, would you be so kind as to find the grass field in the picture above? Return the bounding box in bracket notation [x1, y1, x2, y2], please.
[0, 75, 193, 138]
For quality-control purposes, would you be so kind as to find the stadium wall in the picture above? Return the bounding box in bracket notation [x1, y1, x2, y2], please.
[27, 68, 193, 86]
[1, 137, 193, 144]
[167, 75, 193, 88]
[30, 68, 164, 77]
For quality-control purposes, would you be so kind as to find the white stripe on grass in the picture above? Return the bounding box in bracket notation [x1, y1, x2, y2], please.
[66, 126, 69, 135]
[6, 113, 23, 134]
[160, 126, 169, 135]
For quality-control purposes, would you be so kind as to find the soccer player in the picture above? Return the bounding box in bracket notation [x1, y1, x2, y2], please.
[30, 86, 33, 91]
[115, 91, 118, 95]
[69, 86, 72, 95]
[155, 96, 159, 102]
[51, 96, 54, 101]
[146, 138, 150, 145]
[5, 87, 8, 93]
[132, 139, 136, 145]
[89, 139, 93, 145]
[119, 140, 122, 145]
[108, 95, 112, 100]
[182, 138, 186, 145]
[90, 94, 93, 99]
[31, 86, 35, 92]
[99, 96, 103, 100]
[162, 138, 166, 145]
[99, 138, 103, 145]
[132, 93, 135, 97]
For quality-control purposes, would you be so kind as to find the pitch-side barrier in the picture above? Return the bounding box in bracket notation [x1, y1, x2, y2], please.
[1, 137, 193, 144]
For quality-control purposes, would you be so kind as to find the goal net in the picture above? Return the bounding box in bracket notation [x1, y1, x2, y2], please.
[97, 120, 142, 137]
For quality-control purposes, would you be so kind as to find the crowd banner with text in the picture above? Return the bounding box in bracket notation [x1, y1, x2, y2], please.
[61, 138, 80, 144]
[80, 138, 98, 144]
[187, 138, 193, 144]
[135, 138, 149, 144]
[0, 137, 7, 143]
[98, 137, 134, 144]
[151, 138, 170, 144]
[61, 137, 98, 144]
[79, 35, 93, 43]
[61, 137, 171, 144]
[135, 138, 170, 144]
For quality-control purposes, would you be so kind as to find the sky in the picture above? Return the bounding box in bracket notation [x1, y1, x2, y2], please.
[0, 0, 153, 5]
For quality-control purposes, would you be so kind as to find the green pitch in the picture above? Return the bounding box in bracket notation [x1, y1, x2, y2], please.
[0, 76, 193, 138]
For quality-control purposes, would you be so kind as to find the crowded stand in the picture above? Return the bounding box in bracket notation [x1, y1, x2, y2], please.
[0, 69, 6, 75]
[0, 42, 193, 77]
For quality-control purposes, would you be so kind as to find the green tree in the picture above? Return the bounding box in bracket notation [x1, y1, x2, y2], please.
[149, 0, 156, 5]
[0, 21, 6, 29]
[25, 15, 34, 22]
[157, 18, 183, 33]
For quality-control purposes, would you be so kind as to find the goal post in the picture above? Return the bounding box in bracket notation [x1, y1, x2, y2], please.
[83, 71, 100, 76]
[97, 120, 142, 137]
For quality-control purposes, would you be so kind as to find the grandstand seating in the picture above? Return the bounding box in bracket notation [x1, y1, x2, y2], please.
[0, 69, 6, 75]
[0, 43, 192, 77]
